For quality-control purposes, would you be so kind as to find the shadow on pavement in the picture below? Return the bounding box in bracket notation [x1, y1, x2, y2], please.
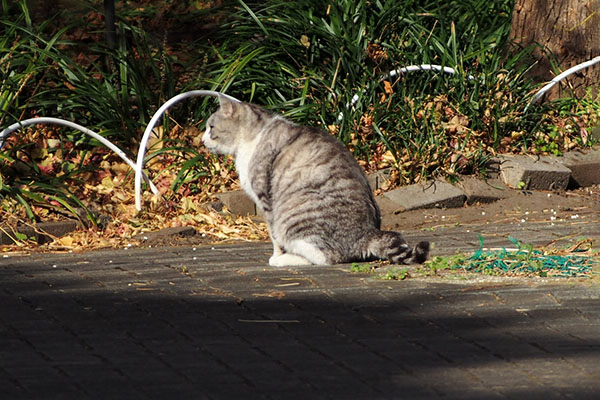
[1, 245, 599, 399]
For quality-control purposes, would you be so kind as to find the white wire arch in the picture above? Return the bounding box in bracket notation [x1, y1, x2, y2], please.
[382, 64, 477, 82]
[338, 64, 477, 121]
[134, 90, 240, 210]
[525, 55, 600, 112]
[0, 117, 160, 196]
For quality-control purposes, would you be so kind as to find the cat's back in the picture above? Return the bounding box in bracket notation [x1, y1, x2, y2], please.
[273, 124, 368, 188]
[266, 122, 381, 245]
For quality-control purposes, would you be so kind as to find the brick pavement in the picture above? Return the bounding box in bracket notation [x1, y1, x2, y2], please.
[1, 237, 599, 399]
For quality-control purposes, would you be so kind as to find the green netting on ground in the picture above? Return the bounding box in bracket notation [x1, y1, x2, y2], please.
[450, 236, 598, 277]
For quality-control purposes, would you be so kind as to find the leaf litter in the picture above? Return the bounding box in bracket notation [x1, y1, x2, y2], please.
[0, 131, 270, 253]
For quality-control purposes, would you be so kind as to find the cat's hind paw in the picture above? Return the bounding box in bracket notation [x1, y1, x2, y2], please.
[269, 253, 312, 267]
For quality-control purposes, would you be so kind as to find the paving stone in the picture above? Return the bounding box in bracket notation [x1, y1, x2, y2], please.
[215, 189, 256, 215]
[559, 147, 600, 188]
[2, 232, 600, 399]
[499, 154, 572, 190]
[383, 179, 466, 211]
[456, 176, 509, 204]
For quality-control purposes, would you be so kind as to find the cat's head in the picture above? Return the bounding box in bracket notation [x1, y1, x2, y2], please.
[202, 96, 266, 156]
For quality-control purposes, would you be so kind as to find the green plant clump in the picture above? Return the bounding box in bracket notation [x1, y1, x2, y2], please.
[207, 0, 596, 183]
[376, 267, 409, 281]
[349, 263, 409, 280]
[0, 0, 221, 222]
[350, 262, 375, 273]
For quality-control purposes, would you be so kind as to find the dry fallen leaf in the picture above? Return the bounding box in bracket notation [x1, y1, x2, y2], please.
[383, 80, 393, 95]
[57, 236, 74, 247]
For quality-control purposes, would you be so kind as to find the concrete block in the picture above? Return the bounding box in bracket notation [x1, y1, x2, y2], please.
[383, 180, 466, 212]
[484, 158, 502, 179]
[375, 195, 401, 216]
[216, 190, 256, 215]
[499, 155, 571, 190]
[456, 177, 509, 204]
[366, 168, 393, 190]
[559, 147, 600, 188]
[0, 220, 79, 245]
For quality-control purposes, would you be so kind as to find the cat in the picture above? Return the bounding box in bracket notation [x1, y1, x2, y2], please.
[202, 96, 429, 266]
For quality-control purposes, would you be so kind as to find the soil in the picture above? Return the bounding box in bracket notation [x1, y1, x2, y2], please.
[379, 184, 600, 232]
[4, 183, 599, 253]
[149, 184, 600, 249]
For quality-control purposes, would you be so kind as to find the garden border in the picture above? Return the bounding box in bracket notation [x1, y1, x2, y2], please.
[1, 55, 598, 213]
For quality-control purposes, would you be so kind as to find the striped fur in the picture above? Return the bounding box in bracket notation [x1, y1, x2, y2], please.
[202, 97, 429, 266]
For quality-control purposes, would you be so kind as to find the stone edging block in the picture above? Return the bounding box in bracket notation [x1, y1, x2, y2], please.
[456, 177, 509, 205]
[558, 147, 600, 188]
[498, 155, 571, 190]
[0, 220, 79, 245]
[383, 180, 466, 212]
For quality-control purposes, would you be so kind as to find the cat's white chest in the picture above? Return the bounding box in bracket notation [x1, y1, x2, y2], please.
[235, 137, 261, 205]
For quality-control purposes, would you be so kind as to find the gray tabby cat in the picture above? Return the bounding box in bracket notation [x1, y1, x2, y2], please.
[202, 96, 429, 266]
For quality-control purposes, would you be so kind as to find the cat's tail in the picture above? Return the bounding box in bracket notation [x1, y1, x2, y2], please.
[362, 230, 430, 264]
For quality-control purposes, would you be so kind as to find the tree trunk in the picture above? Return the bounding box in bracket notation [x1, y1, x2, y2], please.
[508, 0, 600, 99]
[104, 0, 117, 51]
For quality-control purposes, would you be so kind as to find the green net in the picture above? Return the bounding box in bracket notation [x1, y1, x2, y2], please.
[450, 236, 597, 277]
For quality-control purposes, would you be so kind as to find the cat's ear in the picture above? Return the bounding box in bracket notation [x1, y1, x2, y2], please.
[218, 95, 238, 118]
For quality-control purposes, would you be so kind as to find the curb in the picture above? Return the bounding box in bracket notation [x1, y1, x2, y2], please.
[215, 146, 600, 216]
[382, 146, 599, 212]
[0, 220, 79, 245]
[498, 154, 571, 190]
[383, 180, 466, 212]
[560, 147, 600, 188]
[0, 222, 199, 246]
[3, 147, 597, 241]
